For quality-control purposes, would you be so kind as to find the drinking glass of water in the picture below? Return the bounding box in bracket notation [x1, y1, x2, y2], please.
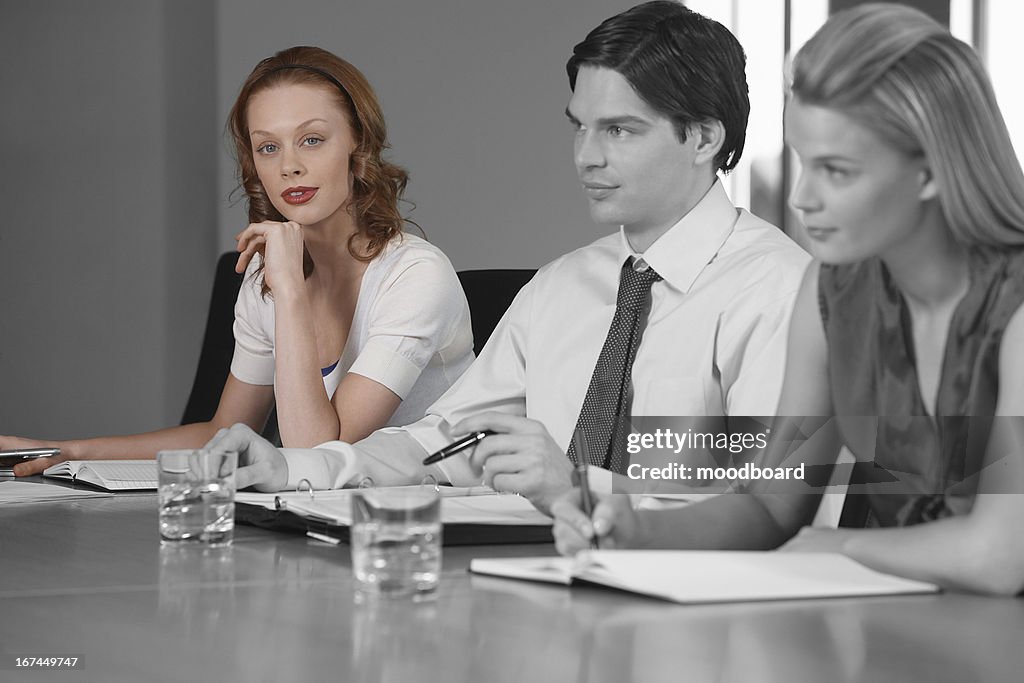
[157, 449, 237, 546]
[350, 486, 442, 596]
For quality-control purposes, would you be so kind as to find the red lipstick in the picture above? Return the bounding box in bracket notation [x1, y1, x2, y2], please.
[281, 186, 318, 205]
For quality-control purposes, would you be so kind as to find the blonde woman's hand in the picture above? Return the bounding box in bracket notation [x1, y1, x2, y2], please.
[235, 221, 306, 293]
[550, 488, 643, 556]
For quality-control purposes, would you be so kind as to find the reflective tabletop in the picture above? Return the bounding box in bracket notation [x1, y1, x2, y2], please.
[2, 491, 1023, 683]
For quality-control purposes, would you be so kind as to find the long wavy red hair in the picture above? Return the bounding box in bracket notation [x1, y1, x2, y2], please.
[228, 46, 414, 295]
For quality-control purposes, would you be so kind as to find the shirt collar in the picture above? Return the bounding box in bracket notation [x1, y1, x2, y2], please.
[616, 179, 737, 293]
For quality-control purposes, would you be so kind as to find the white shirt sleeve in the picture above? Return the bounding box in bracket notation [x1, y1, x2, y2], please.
[717, 257, 806, 416]
[279, 430, 438, 490]
[230, 260, 276, 386]
[348, 247, 470, 399]
[281, 445, 358, 490]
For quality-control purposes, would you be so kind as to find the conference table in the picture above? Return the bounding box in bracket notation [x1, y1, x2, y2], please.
[2, 487, 1023, 683]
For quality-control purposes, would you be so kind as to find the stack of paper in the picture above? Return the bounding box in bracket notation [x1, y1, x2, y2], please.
[0, 480, 113, 504]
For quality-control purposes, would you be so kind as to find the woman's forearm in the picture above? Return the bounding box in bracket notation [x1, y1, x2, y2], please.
[65, 421, 221, 460]
[838, 510, 1024, 595]
[271, 285, 342, 447]
[635, 493, 798, 550]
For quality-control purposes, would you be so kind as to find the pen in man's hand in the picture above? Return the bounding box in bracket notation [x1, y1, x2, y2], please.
[422, 430, 496, 465]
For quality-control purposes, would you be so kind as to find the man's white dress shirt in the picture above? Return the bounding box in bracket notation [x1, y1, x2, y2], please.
[280, 181, 811, 491]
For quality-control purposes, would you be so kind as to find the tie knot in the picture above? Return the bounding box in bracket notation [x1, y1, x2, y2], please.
[617, 261, 661, 309]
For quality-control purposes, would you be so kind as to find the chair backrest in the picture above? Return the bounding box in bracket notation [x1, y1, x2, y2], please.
[181, 252, 243, 426]
[456, 269, 536, 355]
[181, 252, 281, 443]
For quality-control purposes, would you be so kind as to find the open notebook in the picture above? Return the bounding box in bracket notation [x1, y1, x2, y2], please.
[470, 550, 939, 604]
[43, 460, 158, 491]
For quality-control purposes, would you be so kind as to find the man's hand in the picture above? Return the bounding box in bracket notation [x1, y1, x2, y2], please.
[550, 488, 643, 556]
[452, 412, 575, 515]
[204, 423, 288, 492]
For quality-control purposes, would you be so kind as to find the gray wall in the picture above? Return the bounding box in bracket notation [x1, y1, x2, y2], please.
[1, 0, 215, 439]
[215, 0, 627, 266]
[1, 0, 628, 438]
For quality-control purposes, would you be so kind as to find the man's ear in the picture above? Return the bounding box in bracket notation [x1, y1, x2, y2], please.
[918, 165, 939, 201]
[691, 119, 725, 166]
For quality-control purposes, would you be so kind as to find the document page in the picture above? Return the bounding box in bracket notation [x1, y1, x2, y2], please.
[0, 480, 113, 504]
[472, 550, 939, 603]
[576, 551, 939, 603]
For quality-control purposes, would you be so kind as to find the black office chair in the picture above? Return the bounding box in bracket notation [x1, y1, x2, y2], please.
[181, 251, 243, 426]
[456, 269, 536, 355]
[179, 252, 283, 443]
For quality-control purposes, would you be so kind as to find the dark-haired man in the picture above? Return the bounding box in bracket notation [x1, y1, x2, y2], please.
[210, 1, 809, 512]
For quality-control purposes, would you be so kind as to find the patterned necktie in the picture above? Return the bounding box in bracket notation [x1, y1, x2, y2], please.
[567, 259, 661, 472]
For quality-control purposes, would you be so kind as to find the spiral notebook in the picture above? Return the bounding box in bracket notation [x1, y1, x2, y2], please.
[470, 550, 940, 604]
[43, 460, 158, 491]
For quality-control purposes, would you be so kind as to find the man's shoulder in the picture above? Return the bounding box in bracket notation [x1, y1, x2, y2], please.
[532, 231, 620, 282]
[703, 210, 811, 305]
[724, 210, 810, 271]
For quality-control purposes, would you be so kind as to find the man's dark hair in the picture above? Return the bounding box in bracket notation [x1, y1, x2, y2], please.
[567, 1, 749, 172]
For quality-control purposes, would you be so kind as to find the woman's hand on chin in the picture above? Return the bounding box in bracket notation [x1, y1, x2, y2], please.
[235, 221, 306, 293]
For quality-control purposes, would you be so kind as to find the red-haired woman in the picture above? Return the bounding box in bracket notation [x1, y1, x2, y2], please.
[5, 46, 473, 474]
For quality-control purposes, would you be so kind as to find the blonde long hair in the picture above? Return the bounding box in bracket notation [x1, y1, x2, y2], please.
[791, 3, 1024, 247]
